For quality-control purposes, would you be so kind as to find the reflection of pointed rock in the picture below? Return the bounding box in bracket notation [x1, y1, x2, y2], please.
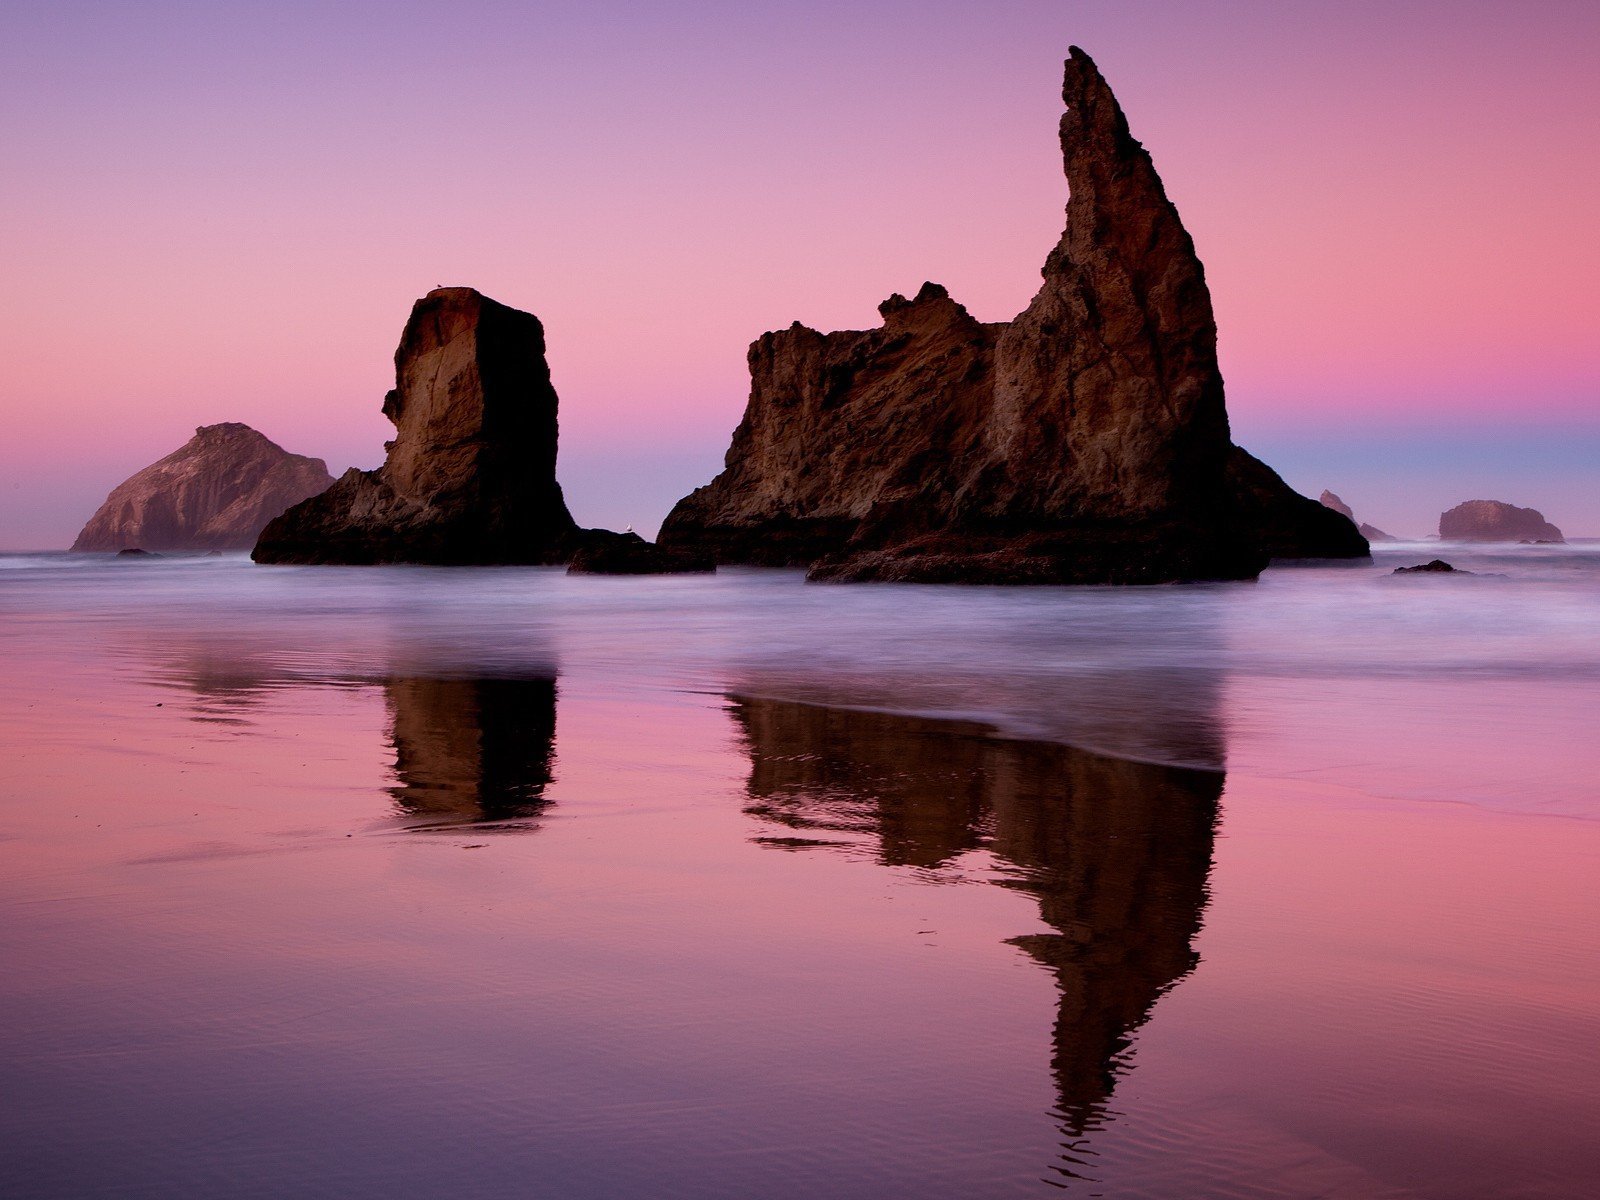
[73, 423, 332, 552]
[255, 289, 578, 564]
[728, 696, 1219, 1146]
[660, 48, 1365, 582]
[386, 677, 558, 824]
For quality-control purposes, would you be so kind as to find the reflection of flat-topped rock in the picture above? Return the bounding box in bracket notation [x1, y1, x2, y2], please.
[73, 423, 332, 552]
[1440, 500, 1563, 543]
[254, 288, 578, 564]
[386, 677, 558, 825]
[730, 695, 1219, 1146]
[660, 48, 1366, 583]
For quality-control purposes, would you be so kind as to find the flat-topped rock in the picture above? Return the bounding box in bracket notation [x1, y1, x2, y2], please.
[72, 423, 332, 552]
[660, 48, 1365, 583]
[1440, 500, 1562, 543]
[254, 288, 578, 564]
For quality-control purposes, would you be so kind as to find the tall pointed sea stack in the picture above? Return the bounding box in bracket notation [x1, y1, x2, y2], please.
[72, 423, 332, 552]
[254, 288, 578, 564]
[660, 47, 1365, 582]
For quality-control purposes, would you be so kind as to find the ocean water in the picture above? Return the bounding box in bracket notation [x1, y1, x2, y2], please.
[1, 545, 1597, 1198]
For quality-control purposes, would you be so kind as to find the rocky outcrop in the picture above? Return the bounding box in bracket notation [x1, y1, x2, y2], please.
[1394, 559, 1464, 574]
[1440, 500, 1563, 543]
[253, 288, 578, 565]
[1320, 490, 1396, 542]
[659, 47, 1366, 583]
[565, 531, 714, 576]
[71, 423, 331, 552]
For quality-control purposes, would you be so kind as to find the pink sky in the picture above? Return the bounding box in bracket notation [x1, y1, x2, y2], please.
[2, 0, 1596, 547]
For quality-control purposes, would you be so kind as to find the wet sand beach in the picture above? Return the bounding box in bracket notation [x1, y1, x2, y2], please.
[2, 549, 1597, 1197]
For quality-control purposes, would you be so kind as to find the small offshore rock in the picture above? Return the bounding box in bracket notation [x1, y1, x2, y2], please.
[566, 531, 715, 576]
[1394, 559, 1467, 574]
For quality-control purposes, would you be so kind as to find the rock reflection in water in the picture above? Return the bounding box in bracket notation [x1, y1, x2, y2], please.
[385, 677, 559, 826]
[729, 695, 1220, 1174]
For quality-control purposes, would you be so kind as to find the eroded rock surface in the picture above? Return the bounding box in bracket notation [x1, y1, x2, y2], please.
[72, 423, 332, 552]
[1440, 500, 1563, 543]
[254, 288, 578, 564]
[660, 47, 1365, 583]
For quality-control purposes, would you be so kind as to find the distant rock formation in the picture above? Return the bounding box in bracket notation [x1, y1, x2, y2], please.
[254, 288, 579, 565]
[71, 423, 332, 552]
[1320, 490, 1396, 542]
[1439, 500, 1563, 543]
[659, 47, 1366, 583]
[1319, 490, 1355, 521]
[1394, 559, 1465, 574]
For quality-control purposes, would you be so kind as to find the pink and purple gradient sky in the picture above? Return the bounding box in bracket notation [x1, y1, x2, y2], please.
[2, 0, 1596, 548]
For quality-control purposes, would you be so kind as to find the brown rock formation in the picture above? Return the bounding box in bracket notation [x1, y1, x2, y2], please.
[253, 288, 578, 564]
[659, 47, 1366, 583]
[1439, 500, 1563, 543]
[71, 423, 332, 552]
[1320, 489, 1396, 542]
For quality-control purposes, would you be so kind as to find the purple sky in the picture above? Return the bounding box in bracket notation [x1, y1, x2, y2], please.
[2, 0, 1596, 547]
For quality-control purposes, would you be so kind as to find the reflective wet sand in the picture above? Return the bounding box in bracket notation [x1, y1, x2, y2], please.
[1, 554, 1597, 1197]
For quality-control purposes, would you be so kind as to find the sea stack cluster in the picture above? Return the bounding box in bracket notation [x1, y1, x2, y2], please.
[81, 47, 1376, 583]
[657, 47, 1366, 583]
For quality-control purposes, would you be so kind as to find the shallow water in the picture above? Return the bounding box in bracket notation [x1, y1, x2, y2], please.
[1, 548, 1597, 1197]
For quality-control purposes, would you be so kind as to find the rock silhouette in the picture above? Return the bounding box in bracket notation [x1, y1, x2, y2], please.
[1320, 489, 1395, 542]
[253, 288, 578, 564]
[566, 531, 714, 575]
[729, 695, 1219, 1156]
[72, 423, 331, 552]
[1440, 500, 1563, 543]
[660, 47, 1366, 582]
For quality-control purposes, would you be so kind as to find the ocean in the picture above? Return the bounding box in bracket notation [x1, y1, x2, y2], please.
[2, 544, 1596, 1198]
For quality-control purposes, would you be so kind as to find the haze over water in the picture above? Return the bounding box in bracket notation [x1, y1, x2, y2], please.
[2, 547, 1597, 1197]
